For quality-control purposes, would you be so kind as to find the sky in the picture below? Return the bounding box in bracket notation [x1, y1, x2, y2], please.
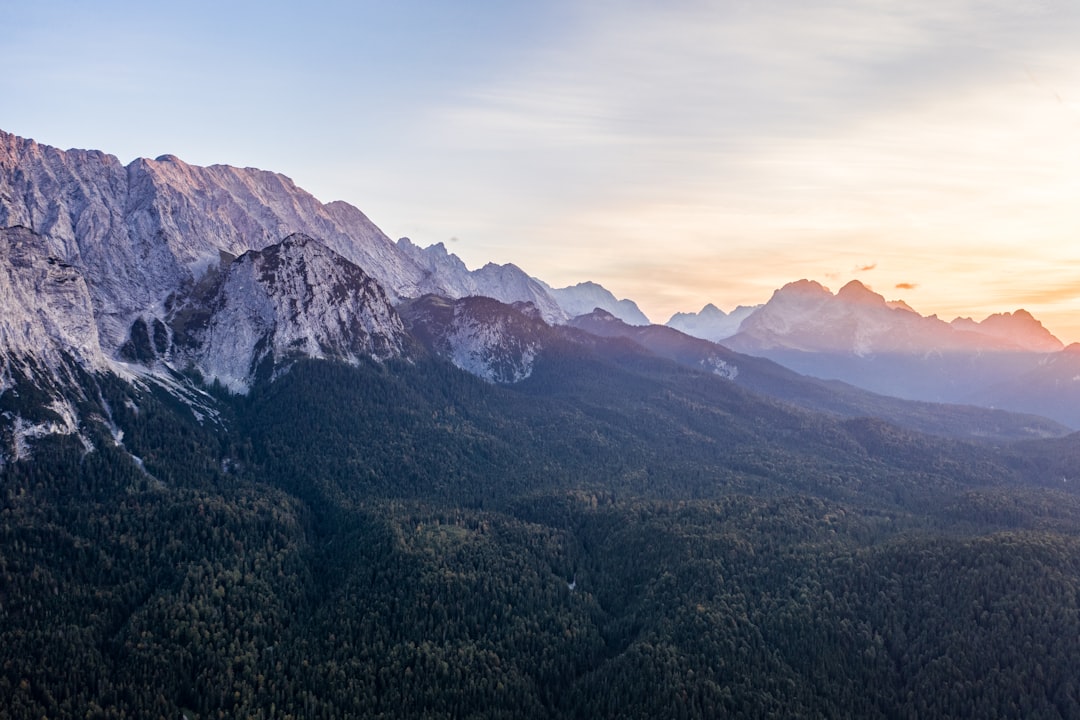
[4, 1, 1080, 341]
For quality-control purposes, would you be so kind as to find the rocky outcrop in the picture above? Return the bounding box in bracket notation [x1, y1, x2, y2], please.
[400, 295, 550, 383]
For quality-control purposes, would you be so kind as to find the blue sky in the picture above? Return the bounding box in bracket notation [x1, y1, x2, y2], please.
[5, 1, 1080, 339]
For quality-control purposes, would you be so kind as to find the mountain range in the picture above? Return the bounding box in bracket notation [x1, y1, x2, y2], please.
[711, 279, 1080, 427]
[4, 129, 1080, 718]
[3, 127, 1078, 450]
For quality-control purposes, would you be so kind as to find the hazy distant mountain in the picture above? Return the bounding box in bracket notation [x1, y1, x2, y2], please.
[538, 280, 650, 326]
[570, 309, 1067, 441]
[950, 310, 1063, 352]
[715, 279, 1077, 427]
[396, 238, 567, 324]
[726, 279, 1061, 355]
[666, 303, 759, 342]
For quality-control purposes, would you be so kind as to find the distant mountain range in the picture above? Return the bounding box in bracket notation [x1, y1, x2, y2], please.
[711, 279, 1080, 428]
[1, 126, 1077, 465]
[724, 278, 1062, 354]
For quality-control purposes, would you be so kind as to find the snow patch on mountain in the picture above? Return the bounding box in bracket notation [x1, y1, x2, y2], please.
[704, 356, 739, 380]
[7, 397, 84, 461]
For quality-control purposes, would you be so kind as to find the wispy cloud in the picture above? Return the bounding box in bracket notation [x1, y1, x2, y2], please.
[10, 0, 1080, 339]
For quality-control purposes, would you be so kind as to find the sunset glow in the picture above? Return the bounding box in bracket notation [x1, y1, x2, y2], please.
[4, 1, 1080, 340]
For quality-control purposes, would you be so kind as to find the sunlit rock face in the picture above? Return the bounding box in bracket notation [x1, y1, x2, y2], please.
[164, 234, 410, 393]
[0, 129, 567, 358]
[0, 129, 414, 354]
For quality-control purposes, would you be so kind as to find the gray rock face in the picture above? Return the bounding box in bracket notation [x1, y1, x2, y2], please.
[0, 127, 590, 407]
[541, 280, 650, 326]
[400, 295, 549, 384]
[0, 225, 104, 459]
[163, 234, 409, 393]
[0, 130, 419, 354]
[0, 225, 105, 381]
[396, 238, 567, 325]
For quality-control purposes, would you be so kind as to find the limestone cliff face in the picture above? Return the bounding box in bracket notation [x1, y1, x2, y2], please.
[0, 129, 424, 355]
[166, 234, 409, 393]
[0, 129, 569, 364]
[0, 225, 104, 377]
[400, 295, 551, 384]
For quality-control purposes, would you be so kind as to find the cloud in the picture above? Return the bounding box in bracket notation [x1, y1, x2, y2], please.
[895, 282, 919, 290]
[1009, 282, 1080, 306]
[856, 263, 877, 273]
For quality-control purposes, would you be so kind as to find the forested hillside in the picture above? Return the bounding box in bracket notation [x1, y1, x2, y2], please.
[3, 351, 1080, 718]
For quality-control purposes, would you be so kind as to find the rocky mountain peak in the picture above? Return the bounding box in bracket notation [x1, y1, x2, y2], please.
[542, 280, 650, 326]
[836, 280, 887, 307]
[950, 310, 1063, 352]
[776, 279, 831, 298]
[666, 303, 760, 343]
[400, 295, 550, 384]
[163, 234, 409, 393]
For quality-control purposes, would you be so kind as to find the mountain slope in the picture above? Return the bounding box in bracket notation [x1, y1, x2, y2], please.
[541, 280, 651, 326]
[0, 129, 566, 356]
[396, 238, 567, 324]
[399, 295, 550, 383]
[666, 303, 759, 342]
[569, 309, 1068, 441]
[7, 346, 1080, 718]
[163, 233, 409, 392]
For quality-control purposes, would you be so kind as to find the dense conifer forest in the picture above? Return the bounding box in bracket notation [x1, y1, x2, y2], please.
[3, 352, 1080, 718]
